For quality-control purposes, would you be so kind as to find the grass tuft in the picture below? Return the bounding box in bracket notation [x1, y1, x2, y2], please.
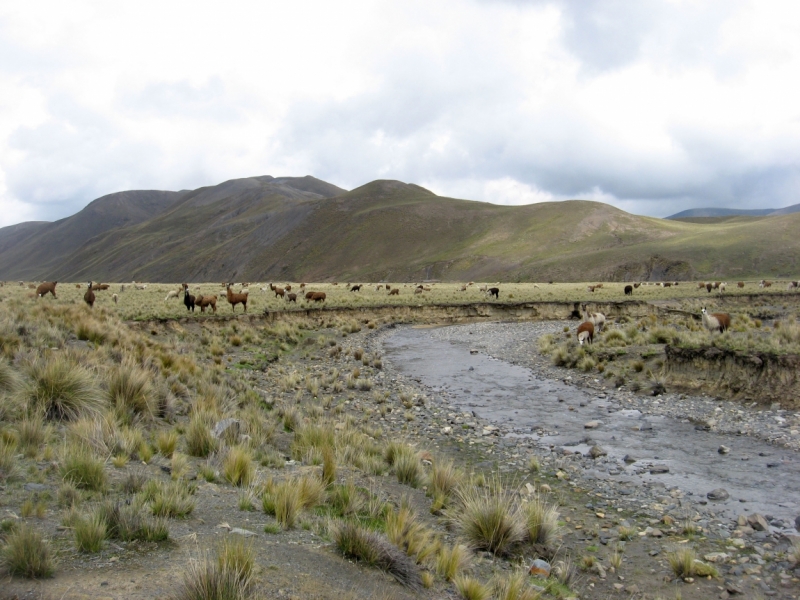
[334, 520, 422, 590]
[2, 523, 55, 578]
[452, 480, 524, 555]
[60, 447, 107, 491]
[223, 446, 254, 487]
[74, 512, 107, 553]
[20, 355, 104, 421]
[454, 575, 492, 600]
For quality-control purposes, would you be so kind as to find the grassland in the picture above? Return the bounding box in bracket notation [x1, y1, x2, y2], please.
[1, 280, 798, 598]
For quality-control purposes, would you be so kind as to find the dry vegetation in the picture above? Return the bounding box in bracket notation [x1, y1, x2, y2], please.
[0, 279, 796, 597]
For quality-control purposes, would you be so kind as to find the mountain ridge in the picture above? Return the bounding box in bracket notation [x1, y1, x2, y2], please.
[2, 176, 800, 282]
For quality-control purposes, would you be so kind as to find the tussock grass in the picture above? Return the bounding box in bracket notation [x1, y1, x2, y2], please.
[452, 480, 524, 555]
[19, 355, 104, 421]
[1, 523, 55, 578]
[16, 416, 48, 457]
[297, 475, 326, 510]
[223, 446, 254, 487]
[436, 543, 471, 581]
[216, 536, 255, 583]
[98, 500, 169, 542]
[108, 362, 155, 423]
[667, 547, 718, 579]
[492, 569, 542, 600]
[61, 447, 107, 491]
[174, 555, 252, 600]
[394, 450, 422, 488]
[0, 439, 18, 482]
[156, 429, 179, 458]
[427, 459, 463, 507]
[333, 521, 422, 590]
[454, 575, 492, 600]
[74, 512, 107, 553]
[150, 480, 195, 518]
[262, 479, 302, 529]
[186, 413, 217, 458]
[385, 504, 439, 564]
[321, 445, 336, 486]
[523, 495, 560, 547]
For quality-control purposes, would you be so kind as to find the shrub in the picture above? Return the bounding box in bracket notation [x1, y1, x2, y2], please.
[223, 446, 254, 487]
[74, 512, 106, 553]
[61, 448, 107, 491]
[2, 523, 54, 578]
[20, 355, 104, 421]
[334, 521, 422, 590]
[453, 481, 524, 555]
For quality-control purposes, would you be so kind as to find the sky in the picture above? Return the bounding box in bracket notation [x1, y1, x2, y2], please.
[1, 0, 799, 227]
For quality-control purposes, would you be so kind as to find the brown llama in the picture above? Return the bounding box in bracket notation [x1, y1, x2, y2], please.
[84, 282, 95, 308]
[226, 285, 248, 313]
[36, 281, 57, 298]
[577, 321, 594, 345]
[388, 288, 399, 295]
[287, 293, 297, 303]
[701, 307, 731, 333]
[196, 295, 217, 313]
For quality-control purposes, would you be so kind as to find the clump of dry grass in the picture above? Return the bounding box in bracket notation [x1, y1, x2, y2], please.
[436, 542, 471, 581]
[73, 511, 107, 553]
[19, 354, 104, 421]
[107, 361, 155, 423]
[492, 569, 542, 600]
[2, 523, 55, 578]
[60, 446, 107, 491]
[452, 480, 524, 555]
[523, 495, 560, 547]
[223, 446, 254, 487]
[667, 547, 718, 579]
[334, 521, 422, 590]
[454, 575, 491, 600]
[185, 413, 217, 458]
[174, 539, 254, 600]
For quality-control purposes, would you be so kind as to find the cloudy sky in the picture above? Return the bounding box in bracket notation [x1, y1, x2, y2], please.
[1, 0, 799, 226]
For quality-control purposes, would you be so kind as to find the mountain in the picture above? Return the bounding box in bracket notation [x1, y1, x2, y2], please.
[667, 203, 800, 219]
[0, 190, 188, 280]
[2, 175, 800, 282]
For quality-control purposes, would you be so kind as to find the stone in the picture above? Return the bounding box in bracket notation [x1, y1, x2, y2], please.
[623, 454, 637, 463]
[747, 513, 770, 532]
[708, 488, 730, 501]
[724, 580, 744, 594]
[588, 445, 607, 459]
[718, 445, 730, 454]
[23, 483, 48, 492]
[649, 465, 670, 474]
[529, 559, 551, 577]
[229, 527, 258, 537]
[795, 515, 800, 530]
[584, 420, 601, 429]
[737, 515, 747, 527]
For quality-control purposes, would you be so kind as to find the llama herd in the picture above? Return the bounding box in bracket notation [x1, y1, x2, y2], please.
[12, 279, 797, 340]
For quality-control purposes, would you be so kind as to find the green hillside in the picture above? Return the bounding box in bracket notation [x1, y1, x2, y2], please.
[1, 176, 799, 282]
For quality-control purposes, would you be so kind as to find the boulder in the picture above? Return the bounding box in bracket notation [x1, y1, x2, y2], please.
[707, 488, 730, 501]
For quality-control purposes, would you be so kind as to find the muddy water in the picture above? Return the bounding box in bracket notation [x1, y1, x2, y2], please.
[384, 325, 800, 530]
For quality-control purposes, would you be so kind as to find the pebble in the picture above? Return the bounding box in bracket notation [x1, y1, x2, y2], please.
[707, 488, 730, 501]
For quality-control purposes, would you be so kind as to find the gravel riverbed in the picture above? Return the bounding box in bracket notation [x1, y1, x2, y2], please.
[368, 320, 800, 598]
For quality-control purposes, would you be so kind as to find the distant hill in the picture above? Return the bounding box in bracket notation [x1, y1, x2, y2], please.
[667, 203, 800, 219]
[2, 175, 800, 282]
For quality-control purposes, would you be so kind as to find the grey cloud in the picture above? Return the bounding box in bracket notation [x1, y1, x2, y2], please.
[119, 77, 247, 122]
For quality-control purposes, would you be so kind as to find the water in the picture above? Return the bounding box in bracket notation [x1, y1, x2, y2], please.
[384, 325, 800, 529]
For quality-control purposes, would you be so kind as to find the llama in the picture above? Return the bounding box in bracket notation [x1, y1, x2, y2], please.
[94, 283, 110, 291]
[738, 281, 745, 288]
[285, 284, 292, 291]
[581, 307, 605, 332]
[701, 307, 731, 333]
[706, 283, 713, 293]
[226, 285, 248, 313]
[183, 288, 196, 312]
[788, 281, 799, 291]
[633, 282, 641, 288]
[287, 293, 297, 303]
[487, 287, 500, 299]
[165, 288, 181, 301]
[624, 285, 633, 296]
[350, 284, 362, 292]
[759, 280, 772, 288]
[36, 281, 57, 298]
[697, 282, 706, 289]
[196, 295, 217, 313]
[306, 292, 326, 302]
[388, 288, 399, 296]
[84, 282, 95, 308]
[718, 282, 727, 292]
[274, 287, 285, 299]
[112, 294, 118, 304]
[577, 321, 594, 345]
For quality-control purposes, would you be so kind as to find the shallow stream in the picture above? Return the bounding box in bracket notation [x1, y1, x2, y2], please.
[384, 324, 800, 530]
